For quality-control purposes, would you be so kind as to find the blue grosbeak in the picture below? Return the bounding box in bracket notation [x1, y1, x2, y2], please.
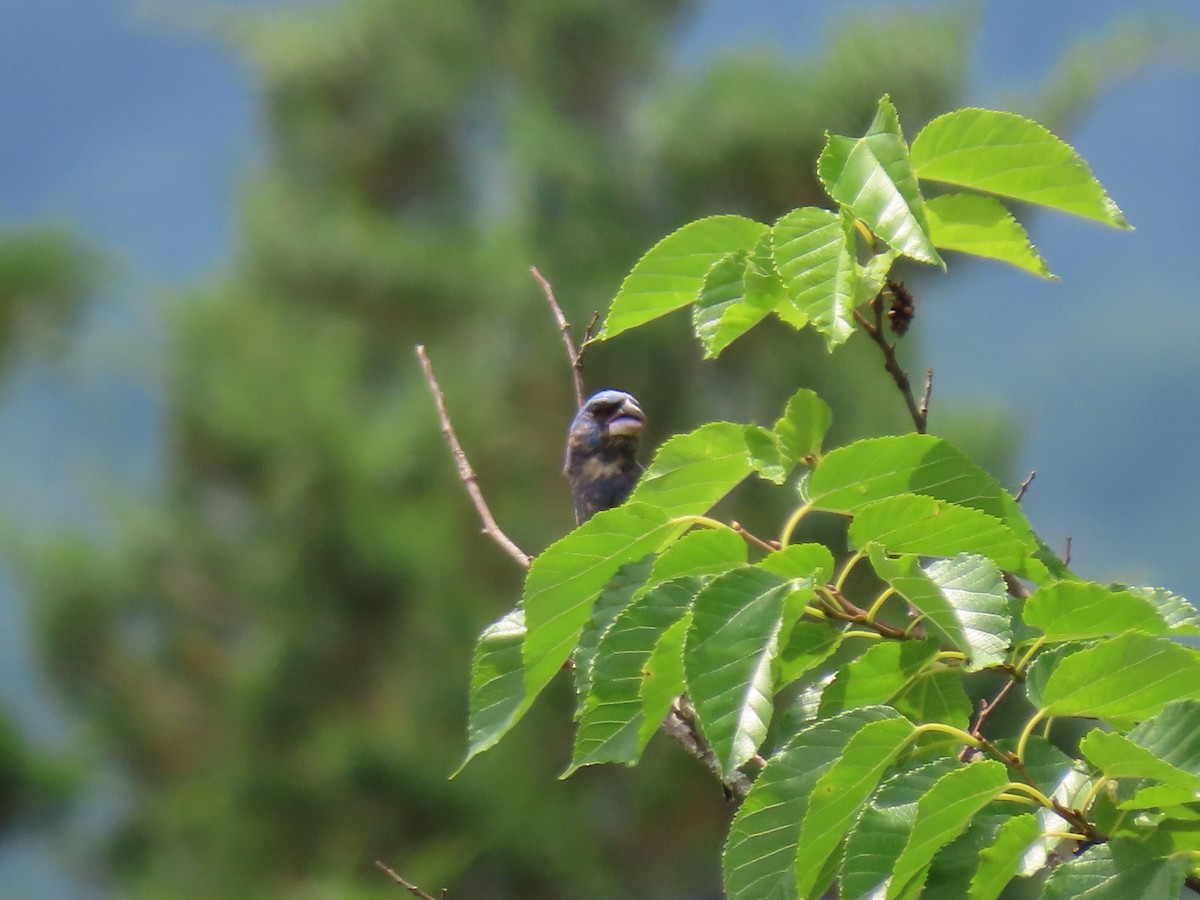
[564, 390, 645, 524]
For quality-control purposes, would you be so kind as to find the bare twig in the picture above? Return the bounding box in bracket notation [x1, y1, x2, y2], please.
[416, 345, 532, 569]
[1014, 470, 1037, 503]
[960, 678, 1018, 760]
[854, 302, 927, 434]
[1063, 535, 1073, 567]
[731, 521, 779, 554]
[665, 699, 752, 800]
[374, 860, 447, 899]
[918, 368, 933, 427]
[531, 266, 589, 409]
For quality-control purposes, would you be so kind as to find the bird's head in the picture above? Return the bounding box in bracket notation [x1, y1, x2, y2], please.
[567, 389, 646, 457]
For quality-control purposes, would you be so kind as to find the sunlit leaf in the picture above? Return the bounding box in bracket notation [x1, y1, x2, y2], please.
[818, 640, 938, 717]
[692, 239, 781, 358]
[896, 668, 972, 732]
[771, 206, 857, 348]
[599, 215, 768, 340]
[818, 95, 942, 265]
[640, 527, 747, 593]
[1041, 836, 1186, 899]
[1037, 633, 1200, 720]
[774, 387, 833, 464]
[1023, 580, 1168, 642]
[967, 813, 1041, 900]
[723, 707, 898, 900]
[1126, 586, 1200, 634]
[910, 108, 1130, 228]
[637, 612, 691, 750]
[685, 567, 791, 773]
[628, 421, 751, 517]
[775, 621, 842, 689]
[1080, 730, 1200, 793]
[574, 558, 653, 700]
[925, 192, 1053, 277]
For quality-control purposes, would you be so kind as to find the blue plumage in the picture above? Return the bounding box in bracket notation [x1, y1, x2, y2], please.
[564, 390, 645, 523]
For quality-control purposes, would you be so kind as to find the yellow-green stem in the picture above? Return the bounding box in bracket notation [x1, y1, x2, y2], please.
[780, 501, 814, 548]
[1003, 781, 1055, 808]
[834, 551, 865, 595]
[864, 587, 895, 624]
[1016, 710, 1046, 766]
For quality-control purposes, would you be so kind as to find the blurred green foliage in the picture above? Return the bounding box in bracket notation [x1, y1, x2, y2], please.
[4, 1, 1055, 896]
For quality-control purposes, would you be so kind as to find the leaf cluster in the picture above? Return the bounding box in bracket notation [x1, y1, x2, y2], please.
[463, 99, 1200, 898]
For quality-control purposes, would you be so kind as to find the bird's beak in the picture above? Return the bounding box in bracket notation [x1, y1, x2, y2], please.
[606, 398, 645, 437]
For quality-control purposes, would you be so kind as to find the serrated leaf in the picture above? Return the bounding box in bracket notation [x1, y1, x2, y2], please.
[806, 434, 1056, 580]
[1127, 585, 1200, 634]
[461, 608, 527, 768]
[723, 707, 897, 900]
[850, 494, 1035, 574]
[896, 668, 972, 732]
[887, 760, 1009, 898]
[574, 557, 654, 701]
[637, 612, 690, 749]
[774, 387, 833, 464]
[910, 107, 1130, 229]
[967, 812, 1041, 900]
[569, 576, 699, 772]
[599, 215, 768, 340]
[522, 503, 683, 736]
[841, 758, 962, 899]
[1041, 836, 1186, 899]
[924, 192, 1054, 277]
[775, 621, 842, 688]
[819, 640, 938, 717]
[1080, 730, 1200, 793]
[628, 421, 751, 516]
[693, 247, 780, 358]
[793, 712, 916, 898]
[640, 526, 747, 594]
[1128, 699, 1200, 774]
[1037, 633, 1200, 720]
[745, 425, 788, 485]
[771, 206, 857, 348]
[818, 95, 942, 265]
[1023, 580, 1169, 642]
[685, 568, 791, 773]
[870, 551, 1011, 670]
[758, 542, 835, 583]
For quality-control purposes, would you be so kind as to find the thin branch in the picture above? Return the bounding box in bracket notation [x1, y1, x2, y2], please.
[531, 266, 589, 409]
[731, 521, 779, 554]
[961, 677, 1018, 761]
[919, 368, 933, 427]
[374, 861, 447, 900]
[1063, 535, 1073, 567]
[854, 303, 927, 434]
[1014, 470, 1037, 503]
[664, 699, 752, 800]
[416, 344, 532, 570]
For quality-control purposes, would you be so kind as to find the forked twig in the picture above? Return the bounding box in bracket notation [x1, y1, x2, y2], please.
[416, 344, 532, 569]
[854, 302, 928, 434]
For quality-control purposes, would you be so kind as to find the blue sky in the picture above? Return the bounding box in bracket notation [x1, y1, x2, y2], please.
[1, 1, 1198, 894]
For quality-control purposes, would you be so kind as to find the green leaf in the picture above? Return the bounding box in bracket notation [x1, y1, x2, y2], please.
[628, 421, 751, 517]
[967, 813, 1041, 900]
[841, 758, 962, 899]
[770, 206, 857, 348]
[870, 551, 1011, 670]
[1127, 586, 1200, 634]
[818, 95, 942, 266]
[1128, 699, 1200, 774]
[887, 760, 1009, 898]
[744, 425, 789, 485]
[758, 542, 835, 583]
[775, 621, 842, 689]
[1080, 730, 1200, 793]
[685, 567, 791, 773]
[774, 387, 833, 464]
[461, 608, 527, 769]
[818, 640, 938, 717]
[793, 711, 916, 898]
[637, 612, 690, 749]
[1041, 836, 1187, 899]
[640, 526, 747, 592]
[806, 433, 1056, 580]
[723, 707, 898, 900]
[599, 215, 768, 340]
[522, 503, 683, 731]
[574, 557, 654, 700]
[569, 577, 699, 772]
[895, 668, 972, 733]
[850, 494, 1036, 574]
[1037, 633, 1200, 720]
[1023, 581, 1169, 642]
[924, 192, 1053, 277]
[910, 108, 1130, 229]
[692, 246, 780, 358]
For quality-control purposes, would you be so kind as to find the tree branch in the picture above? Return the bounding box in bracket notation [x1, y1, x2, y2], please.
[665, 699, 752, 800]
[416, 344, 532, 569]
[854, 298, 928, 434]
[530, 266, 595, 409]
[374, 860, 447, 899]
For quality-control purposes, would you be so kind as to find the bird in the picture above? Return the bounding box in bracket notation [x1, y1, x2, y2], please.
[564, 389, 646, 524]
